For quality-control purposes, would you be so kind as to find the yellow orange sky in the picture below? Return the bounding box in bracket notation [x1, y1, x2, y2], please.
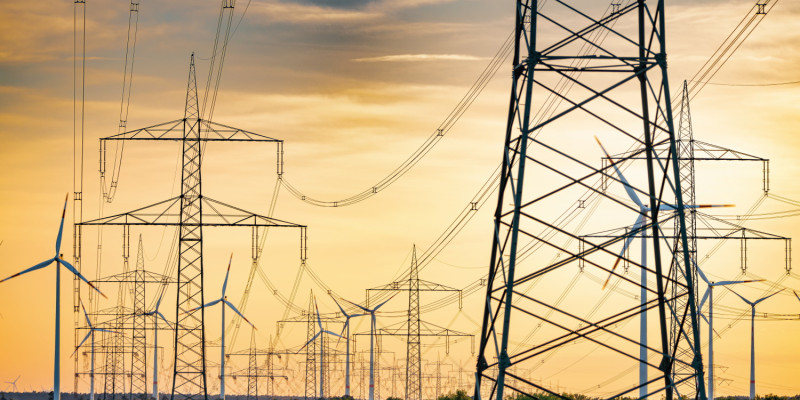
[0, 0, 799, 397]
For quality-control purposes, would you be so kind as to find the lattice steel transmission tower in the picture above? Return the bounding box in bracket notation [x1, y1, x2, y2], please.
[474, 2, 706, 400]
[597, 80, 787, 397]
[367, 246, 468, 400]
[81, 54, 306, 400]
[305, 295, 317, 400]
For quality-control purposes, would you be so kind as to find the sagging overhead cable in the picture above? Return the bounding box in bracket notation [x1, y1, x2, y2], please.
[100, 0, 141, 204]
[280, 30, 516, 208]
[676, 0, 780, 106]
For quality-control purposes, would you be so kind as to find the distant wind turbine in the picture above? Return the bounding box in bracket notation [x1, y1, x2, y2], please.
[0, 194, 106, 400]
[329, 294, 366, 397]
[596, 138, 731, 397]
[141, 290, 173, 400]
[726, 287, 783, 400]
[188, 254, 254, 400]
[696, 264, 761, 400]
[343, 294, 396, 400]
[4, 376, 19, 391]
[73, 300, 116, 400]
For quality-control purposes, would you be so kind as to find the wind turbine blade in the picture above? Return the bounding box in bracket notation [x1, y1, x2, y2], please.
[338, 322, 349, 340]
[80, 300, 93, 329]
[59, 258, 107, 299]
[155, 290, 166, 311]
[323, 330, 343, 339]
[72, 331, 93, 357]
[374, 293, 399, 311]
[330, 294, 350, 318]
[602, 216, 641, 290]
[0, 258, 55, 283]
[714, 279, 763, 286]
[595, 137, 645, 209]
[724, 286, 753, 305]
[695, 261, 711, 286]
[754, 289, 784, 305]
[340, 297, 371, 313]
[222, 253, 233, 296]
[156, 311, 174, 329]
[55, 193, 68, 254]
[95, 328, 118, 334]
[314, 297, 325, 330]
[300, 332, 321, 351]
[187, 298, 222, 312]
[224, 299, 256, 329]
[698, 288, 710, 312]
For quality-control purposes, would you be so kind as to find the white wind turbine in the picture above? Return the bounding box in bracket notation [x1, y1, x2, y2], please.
[726, 287, 783, 400]
[301, 296, 343, 399]
[73, 300, 117, 400]
[141, 290, 172, 400]
[188, 254, 255, 400]
[343, 295, 396, 400]
[330, 294, 366, 398]
[0, 195, 106, 400]
[596, 138, 731, 397]
[696, 264, 761, 400]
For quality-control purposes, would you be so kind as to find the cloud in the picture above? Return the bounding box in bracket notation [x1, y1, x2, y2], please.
[352, 54, 490, 62]
[250, 1, 381, 25]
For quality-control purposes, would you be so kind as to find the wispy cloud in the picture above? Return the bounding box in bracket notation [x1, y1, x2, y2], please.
[352, 54, 490, 62]
[251, 1, 381, 25]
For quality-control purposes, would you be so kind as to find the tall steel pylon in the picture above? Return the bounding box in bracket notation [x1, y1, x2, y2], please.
[670, 80, 700, 398]
[407, 248, 421, 400]
[305, 294, 317, 400]
[596, 80, 787, 398]
[80, 54, 306, 400]
[474, 2, 705, 399]
[174, 50, 206, 400]
[366, 246, 468, 400]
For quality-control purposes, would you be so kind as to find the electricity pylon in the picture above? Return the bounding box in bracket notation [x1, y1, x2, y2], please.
[80, 54, 306, 400]
[366, 245, 468, 400]
[228, 332, 290, 400]
[597, 80, 790, 394]
[474, 2, 706, 400]
[91, 234, 174, 400]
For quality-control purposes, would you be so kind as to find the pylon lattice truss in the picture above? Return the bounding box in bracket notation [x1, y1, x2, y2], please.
[81, 54, 306, 400]
[475, 1, 706, 400]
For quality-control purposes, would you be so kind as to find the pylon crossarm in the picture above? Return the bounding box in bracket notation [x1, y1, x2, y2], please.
[101, 119, 281, 143]
[79, 196, 305, 228]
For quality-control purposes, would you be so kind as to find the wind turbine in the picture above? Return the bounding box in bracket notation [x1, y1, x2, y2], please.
[188, 254, 254, 400]
[0, 194, 106, 400]
[142, 290, 173, 400]
[73, 300, 116, 400]
[301, 296, 343, 399]
[343, 295, 396, 400]
[330, 294, 366, 397]
[596, 138, 732, 397]
[696, 265, 760, 400]
[4, 376, 19, 391]
[726, 287, 783, 400]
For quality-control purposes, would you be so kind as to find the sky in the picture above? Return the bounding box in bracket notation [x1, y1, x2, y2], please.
[0, 0, 799, 397]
